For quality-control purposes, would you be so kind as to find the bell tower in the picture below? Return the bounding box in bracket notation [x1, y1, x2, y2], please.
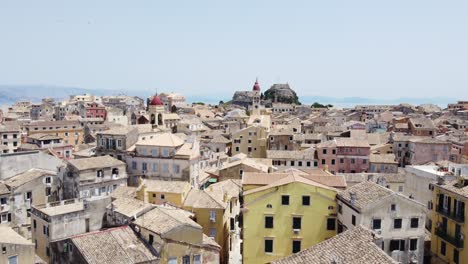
[252, 78, 261, 115]
[148, 94, 165, 128]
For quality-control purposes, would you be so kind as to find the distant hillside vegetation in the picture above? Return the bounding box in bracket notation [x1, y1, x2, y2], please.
[263, 83, 300, 104]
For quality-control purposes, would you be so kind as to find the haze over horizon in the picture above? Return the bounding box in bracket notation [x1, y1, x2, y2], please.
[1, 1, 467, 99]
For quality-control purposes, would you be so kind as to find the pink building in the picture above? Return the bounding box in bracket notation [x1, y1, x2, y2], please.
[85, 102, 107, 119]
[316, 138, 370, 174]
[394, 137, 451, 166]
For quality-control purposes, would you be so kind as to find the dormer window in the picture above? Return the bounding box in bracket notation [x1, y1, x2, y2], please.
[97, 170, 104, 178]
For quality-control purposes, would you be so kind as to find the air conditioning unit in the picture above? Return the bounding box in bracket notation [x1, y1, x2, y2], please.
[293, 229, 300, 234]
[376, 230, 382, 235]
[210, 217, 216, 223]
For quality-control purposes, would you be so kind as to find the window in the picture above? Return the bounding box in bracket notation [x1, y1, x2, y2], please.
[151, 149, 158, 156]
[132, 161, 137, 170]
[265, 216, 273, 228]
[327, 218, 336, 230]
[163, 164, 169, 173]
[45, 177, 51, 184]
[153, 163, 158, 172]
[160, 194, 165, 200]
[298, 161, 302, 167]
[340, 158, 344, 163]
[398, 185, 403, 192]
[332, 149, 336, 154]
[182, 255, 190, 264]
[148, 234, 154, 244]
[33, 220, 37, 229]
[441, 241, 446, 256]
[391, 204, 396, 211]
[306, 161, 311, 167]
[292, 240, 301, 253]
[0, 198, 7, 205]
[394, 218, 402, 229]
[142, 162, 148, 171]
[168, 257, 177, 264]
[7, 255, 17, 264]
[302, 196, 310, 206]
[373, 219, 381, 230]
[46, 247, 50, 257]
[454, 249, 459, 264]
[210, 210, 216, 222]
[193, 255, 202, 264]
[282, 195, 290, 205]
[209, 228, 217, 238]
[117, 140, 122, 147]
[390, 239, 405, 251]
[338, 204, 342, 214]
[352, 215, 356, 226]
[45, 187, 51, 196]
[351, 158, 355, 164]
[264, 239, 273, 253]
[292, 217, 301, 230]
[321, 159, 326, 165]
[331, 159, 335, 165]
[410, 218, 419, 228]
[410, 238, 417, 251]
[322, 149, 327, 154]
[173, 164, 180, 174]
[290, 161, 295, 166]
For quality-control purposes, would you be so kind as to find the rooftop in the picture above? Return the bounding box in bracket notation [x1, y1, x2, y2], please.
[71, 226, 158, 264]
[0, 226, 34, 246]
[68, 155, 125, 171]
[337, 181, 393, 211]
[272, 226, 396, 264]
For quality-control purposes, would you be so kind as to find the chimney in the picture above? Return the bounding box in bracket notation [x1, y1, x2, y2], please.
[437, 176, 446, 185]
[349, 192, 357, 205]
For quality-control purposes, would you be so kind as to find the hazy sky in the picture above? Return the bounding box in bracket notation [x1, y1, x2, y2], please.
[0, 1, 467, 99]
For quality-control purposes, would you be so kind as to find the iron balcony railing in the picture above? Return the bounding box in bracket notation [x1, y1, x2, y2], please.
[436, 206, 465, 223]
[435, 228, 464, 248]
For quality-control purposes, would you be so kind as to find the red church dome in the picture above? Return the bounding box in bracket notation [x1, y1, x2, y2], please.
[150, 95, 163, 106]
[252, 79, 261, 91]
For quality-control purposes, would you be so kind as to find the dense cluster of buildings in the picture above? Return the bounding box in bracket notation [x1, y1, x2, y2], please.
[0, 82, 466, 264]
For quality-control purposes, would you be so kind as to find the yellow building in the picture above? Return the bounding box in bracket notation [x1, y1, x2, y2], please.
[231, 125, 268, 158]
[136, 179, 191, 207]
[183, 188, 229, 263]
[242, 173, 339, 264]
[134, 206, 221, 264]
[430, 177, 467, 264]
[26, 120, 84, 149]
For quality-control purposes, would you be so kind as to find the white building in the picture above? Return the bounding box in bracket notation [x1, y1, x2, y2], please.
[337, 181, 426, 264]
[126, 133, 200, 186]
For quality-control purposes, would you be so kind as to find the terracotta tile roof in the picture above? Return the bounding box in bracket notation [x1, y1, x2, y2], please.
[433, 180, 468, 198]
[109, 198, 154, 218]
[136, 133, 184, 147]
[141, 180, 190, 194]
[183, 189, 226, 209]
[4, 168, 55, 189]
[337, 181, 393, 211]
[272, 226, 397, 264]
[134, 206, 201, 236]
[244, 173, 336, 196]
[0, 226, 34, 245]
[71, 226, 158, 264]
[369, 153, 397, 164]
[68, 156, 125, 171]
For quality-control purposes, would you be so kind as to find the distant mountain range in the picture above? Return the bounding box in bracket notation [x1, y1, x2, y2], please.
[0, 85, 456, 108]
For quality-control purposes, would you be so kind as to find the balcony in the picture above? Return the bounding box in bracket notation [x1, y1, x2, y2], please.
[436, 206, 465, 223]
[435, 228, 464, 248]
